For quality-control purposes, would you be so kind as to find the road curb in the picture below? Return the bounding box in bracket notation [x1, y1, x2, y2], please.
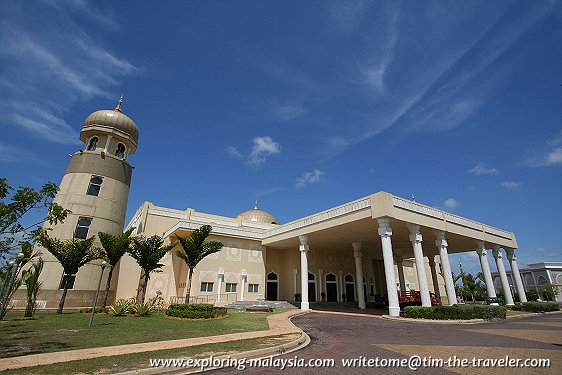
[381, 310, 561, 324]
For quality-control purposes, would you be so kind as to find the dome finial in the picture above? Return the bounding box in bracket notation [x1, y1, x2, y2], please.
[115, 95, 124, 112]
[254, 200, 258, 210]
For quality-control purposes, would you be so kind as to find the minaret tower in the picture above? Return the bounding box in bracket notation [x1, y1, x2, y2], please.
[39, 97, 139, 307]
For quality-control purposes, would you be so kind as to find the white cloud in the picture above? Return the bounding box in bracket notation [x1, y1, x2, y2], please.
[247, 136, 281, 167]
[295, 169, 324, 188]
[443, 198, 460, 210]
[467, 163, 499, 175]
[225, 146, 243, 159]
[0, 2, 138, 145]
[545, 147, 562, 166]
[267, 99, 307, 121]
[0, 143, 36, 163]
[500, 181, 522, 190]
[536, 247, 560, 258]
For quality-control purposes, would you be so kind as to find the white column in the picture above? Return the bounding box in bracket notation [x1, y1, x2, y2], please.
[217, 269, 224, 303]
[378, 217, 400, 317]
[428, 256, 441, 301]
[492, 246, 514, 305]
[476, 242, 497, 305]
[505, 248, 527, 302]
[408, 224, 431, 307]
[103, 135, 113, 152]
[318, 269, 324, 301]
[352, 243, 366, 309]
[395, 250, 406, 292]
[240, 270, 247, 302]
[434, 231, 457, 305]
[338, 270, 343, 302]
[292, 268, 298, 299]
[299, 235, 310, 310]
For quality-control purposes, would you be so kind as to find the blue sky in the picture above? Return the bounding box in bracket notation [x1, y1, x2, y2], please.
[1, 0, 561, 275]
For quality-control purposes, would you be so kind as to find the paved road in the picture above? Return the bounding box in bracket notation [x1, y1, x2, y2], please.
[209, 311, 562, 374]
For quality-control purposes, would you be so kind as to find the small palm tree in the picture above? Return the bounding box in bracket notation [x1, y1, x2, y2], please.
[22, 258, 43, 317]
[38, 233, 99, 313]
[128, 235, 175, 303]
[175, 225, 223, 303]
[98, 228, 134, 307]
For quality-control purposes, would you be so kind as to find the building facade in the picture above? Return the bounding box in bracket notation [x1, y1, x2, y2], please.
[31, 102, 529, 316]
[492, 262, 562, 303]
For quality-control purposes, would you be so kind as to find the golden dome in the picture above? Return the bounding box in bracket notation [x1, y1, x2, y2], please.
[236, 202, 279, 225]
[81, 97, 138, 146]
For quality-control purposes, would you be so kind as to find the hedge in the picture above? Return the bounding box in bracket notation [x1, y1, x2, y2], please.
[521, 302, 560, 313]
[402, 304, 506, 320]
[166, 304, 227, 319]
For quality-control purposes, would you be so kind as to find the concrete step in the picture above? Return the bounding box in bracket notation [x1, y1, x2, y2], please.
[224, 300, 298, 309]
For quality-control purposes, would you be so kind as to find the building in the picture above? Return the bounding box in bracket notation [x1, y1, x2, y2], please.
[492, 262, 562, 303]
[34, 101, 529, 316]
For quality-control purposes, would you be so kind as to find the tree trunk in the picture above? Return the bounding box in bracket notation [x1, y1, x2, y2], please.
[185, 268, 194, 304]
[140, 272, 149, 303]
[102, 266, 114, 307]
[58, 276, 69, 314]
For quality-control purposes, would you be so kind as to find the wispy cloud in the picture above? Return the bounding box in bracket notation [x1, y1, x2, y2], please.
[225, 146, 243, 159]
[536, 246, 561, 259]
[545, 147, 562, 166]
[443, 198, 461, 210]
[329, 0, 369, 32]
[500, 181, 522, 190]
[467, 163, 499, 175]
[0, 143, 37, 163]
[248, 136, 281, 167]
[524, 130, 562, 167]
[295, 169, 324, 188]
[266, 98, 307, 122]
[0, 2, 138, 145]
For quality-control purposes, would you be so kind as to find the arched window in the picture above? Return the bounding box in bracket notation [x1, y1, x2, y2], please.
[115, 143, 126, 158]
[326, 273, 336, 282]
[87, 136, 98, 151]
[345, 274, 354, 283]
[74, 217, 92, 239]
[86, 176, 103, 196]
[267, 272, 278, 281]
[308, 272, 316, 281]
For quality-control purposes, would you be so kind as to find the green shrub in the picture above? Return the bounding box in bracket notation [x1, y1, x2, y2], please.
[79, 307, 108, 313]
[166, 306, 227, 319]
[109, 299, 134, 316]
[526, 290, 539, 302]
[167, 303, 214, 312]
[521, 302, 560, 313]
[507, 303, 522, 311]
[402, 304, 506, 320]
[133, 301, 155, 317]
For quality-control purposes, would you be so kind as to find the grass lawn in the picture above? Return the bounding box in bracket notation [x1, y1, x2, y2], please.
[506, 310, 533, 316]
[0, 309, 275, 358]
[2, 333, 300, 375]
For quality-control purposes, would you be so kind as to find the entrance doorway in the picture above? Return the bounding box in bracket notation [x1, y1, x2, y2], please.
[308, 272, 317, 302]
[345, 274, 355, 302]
[325, 273, 338, 302]
[266, 272, 278, 301]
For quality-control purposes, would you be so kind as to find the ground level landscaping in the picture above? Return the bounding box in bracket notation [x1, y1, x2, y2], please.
[0, 309, 279, 358]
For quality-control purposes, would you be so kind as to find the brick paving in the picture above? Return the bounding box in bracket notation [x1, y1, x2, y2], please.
[210, 312, 562, 374]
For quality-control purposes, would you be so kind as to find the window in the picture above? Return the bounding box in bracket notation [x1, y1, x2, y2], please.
[267, 272, 278, 281]
[200, 282, 213, 292]
[225, 283, 237, 293]
[59, 274, 76, 289]
[115, 143, 126, 158]
[86, 176, 103, 196]
[87, 136, 98, 151]
[74, 217, 92, 239]
[248, 284, 259, 293]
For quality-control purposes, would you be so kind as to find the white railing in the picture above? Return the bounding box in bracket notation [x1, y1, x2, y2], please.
[169, 293, 238, 305]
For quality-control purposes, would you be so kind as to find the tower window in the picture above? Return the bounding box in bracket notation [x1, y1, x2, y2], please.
[87, 136, 98, 151]
[225, 283, 237, 293]
[86, 176, 103, 196]
[59, 273, 76, 290]
[74, 217, 92, 239]
[115, 143, 126, 158]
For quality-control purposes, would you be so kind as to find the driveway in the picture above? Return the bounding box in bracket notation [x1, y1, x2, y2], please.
[210, 311, 562, 374]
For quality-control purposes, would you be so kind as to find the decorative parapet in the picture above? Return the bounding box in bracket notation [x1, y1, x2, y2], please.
[443, 212, 482, 231]
[191, 215, 239, 228]
[163, 221, 264, 240]
[391, 196, 444, 220]
[147, 208, 187, 219]
[125, 208, 144, 231]
[263, 197, 371, 238]
[482, 224, 512, 239]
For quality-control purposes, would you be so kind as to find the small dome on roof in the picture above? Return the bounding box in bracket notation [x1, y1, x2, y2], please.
[81, 97, 138, 146]
[236, 201, 280, 225]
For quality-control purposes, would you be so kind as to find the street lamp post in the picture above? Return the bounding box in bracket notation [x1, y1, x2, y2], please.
[89, 261, 107, 327]
[0, 253, 25, 319]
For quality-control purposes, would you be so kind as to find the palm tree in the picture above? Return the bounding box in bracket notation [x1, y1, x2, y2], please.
[128, 235, 175, 303]
[38, 234, 99, 313]
[22, 258, 43, 317]
[175, 225, 223, 303]
[98, 228, 134, 307]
